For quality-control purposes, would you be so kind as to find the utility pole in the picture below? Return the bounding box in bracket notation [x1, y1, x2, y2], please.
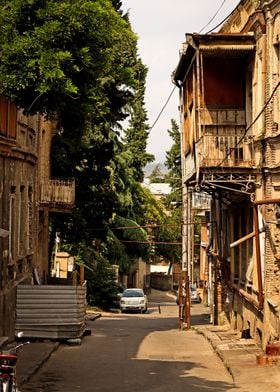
[179, 187, 191, 330]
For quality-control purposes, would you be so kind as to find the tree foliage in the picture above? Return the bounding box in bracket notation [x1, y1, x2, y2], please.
[150, 119, 182, 266]
[164, 119, 182, 205]
[0, 0, 158, 307]
[0, 0, 138, 118]
[148, 164, 166, 183]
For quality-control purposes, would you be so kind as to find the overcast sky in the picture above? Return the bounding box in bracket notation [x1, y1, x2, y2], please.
[121, 0, 241, 162]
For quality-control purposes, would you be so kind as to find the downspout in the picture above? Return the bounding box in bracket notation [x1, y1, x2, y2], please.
[206, 195, 216, 324]
[253, 204, 264, 309]
[195, 51, 201, 185]
[200, 52, 205, 140]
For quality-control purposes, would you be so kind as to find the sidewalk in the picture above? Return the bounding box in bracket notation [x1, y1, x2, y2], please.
[195, 324, 280, 391]
[16, 340, 60, 386]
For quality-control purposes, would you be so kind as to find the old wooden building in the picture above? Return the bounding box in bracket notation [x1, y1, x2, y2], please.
[173, 0, 280, 348]
[0, 101, 75, 339]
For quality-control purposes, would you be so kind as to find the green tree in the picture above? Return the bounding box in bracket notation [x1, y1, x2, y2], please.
[122, 59, 154, 183]
[150, 119, 182, 269]
[0, 0, 160, 307]
[148, 164, 166, 183]
[164, 119, 182, 205]
[0, 0, 138, 118]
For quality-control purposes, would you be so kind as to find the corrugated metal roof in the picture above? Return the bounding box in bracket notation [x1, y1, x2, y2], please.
[200, 44, 255, 57]
[200, 44, 255, 51]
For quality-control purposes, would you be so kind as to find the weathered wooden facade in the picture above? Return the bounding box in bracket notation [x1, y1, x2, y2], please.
[173, 0, 280, 348]
[0, 101, 75, 339]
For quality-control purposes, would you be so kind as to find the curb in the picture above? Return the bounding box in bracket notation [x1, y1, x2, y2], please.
[194, 327, 238, 380]
[18, 342, 60, 386]
[0, 337, 8, 349]
[194, 326, 265, 383]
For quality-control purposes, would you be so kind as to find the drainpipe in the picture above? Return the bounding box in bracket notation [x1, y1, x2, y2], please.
[206, 198, 215, 324]
[253, 204, 264, 309]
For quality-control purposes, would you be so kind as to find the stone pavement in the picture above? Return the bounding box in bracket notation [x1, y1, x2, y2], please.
[10, 291, 280, 391]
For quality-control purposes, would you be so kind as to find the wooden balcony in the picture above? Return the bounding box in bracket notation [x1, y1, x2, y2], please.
[197, 108, 254, 169]
[39, 179, 75, 212]
[197, 133, 254, 169]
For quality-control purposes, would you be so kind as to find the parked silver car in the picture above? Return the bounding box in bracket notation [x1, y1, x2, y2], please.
[120, 288, 148, 313]
[176, 284, 201, 304]
[190, 284, 201, 303]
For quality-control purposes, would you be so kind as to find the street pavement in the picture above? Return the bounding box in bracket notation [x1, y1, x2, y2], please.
[13, 289, 280, 391]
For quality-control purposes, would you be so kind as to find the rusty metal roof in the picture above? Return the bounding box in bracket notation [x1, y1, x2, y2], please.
[200, 44, 255, 57]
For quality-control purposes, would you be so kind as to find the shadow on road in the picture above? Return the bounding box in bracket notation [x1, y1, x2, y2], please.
[19, 290, 237, 392]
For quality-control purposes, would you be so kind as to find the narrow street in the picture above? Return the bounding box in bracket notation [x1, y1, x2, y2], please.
[19, 291, 241, 392]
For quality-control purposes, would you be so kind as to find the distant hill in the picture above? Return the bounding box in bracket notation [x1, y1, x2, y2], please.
[144, 162, 168, 177]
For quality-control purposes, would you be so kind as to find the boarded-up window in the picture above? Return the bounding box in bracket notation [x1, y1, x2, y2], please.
[0, 97, 17, 138]
[203, 57, 245, 107]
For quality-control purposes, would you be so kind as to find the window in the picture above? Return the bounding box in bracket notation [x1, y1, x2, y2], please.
[27, 186, 33, 251]
[232, 204, 253, 284]
[9, 186, 16, 264]
[0, 97, 17, 138]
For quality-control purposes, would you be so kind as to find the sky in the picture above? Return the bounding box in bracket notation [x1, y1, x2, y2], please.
[121, 0, 241, 163]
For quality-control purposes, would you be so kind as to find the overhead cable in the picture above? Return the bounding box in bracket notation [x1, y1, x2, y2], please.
[146, 1, 237, 133]
[148, 85, 176, 134]
[199, 0, 227, 33]
[205, 1, 239, 34]
[218, 80, 280, 167]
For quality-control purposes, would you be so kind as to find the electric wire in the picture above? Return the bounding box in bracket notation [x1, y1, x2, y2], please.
[146, 2, 237, 134]
[205, 2, 238, 34]
[148, 85, 176, 134]
[199, 0, 227, 33]
[217, 80, 280, 167]
[118, 240, 182, 245]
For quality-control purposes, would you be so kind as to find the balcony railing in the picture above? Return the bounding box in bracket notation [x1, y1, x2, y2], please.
[197, 133, 254, 168]
[40, 179, 75, 209]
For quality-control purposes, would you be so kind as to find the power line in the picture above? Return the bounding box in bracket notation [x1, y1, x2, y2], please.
[146, 1, 234, 134]
[112, 222, 195, 230]
[117, 240, 182, 245]
[205, 2, 238, 34]
[217, 80, 280, 167]
[148, 85, 177, 134]
[199, 0, 227, 33]
[89, 221, 198, 232]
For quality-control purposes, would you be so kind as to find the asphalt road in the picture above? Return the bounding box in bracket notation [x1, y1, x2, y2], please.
[19, 291, 241, 392]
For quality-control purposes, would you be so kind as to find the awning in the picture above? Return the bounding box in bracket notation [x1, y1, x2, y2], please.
[200, 44, 255, 57]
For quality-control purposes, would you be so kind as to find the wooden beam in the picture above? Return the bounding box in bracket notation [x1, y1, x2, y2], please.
[254, 198, 280, 205]
[229, 282, 262, 311]
[230, 231, 255, 248]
